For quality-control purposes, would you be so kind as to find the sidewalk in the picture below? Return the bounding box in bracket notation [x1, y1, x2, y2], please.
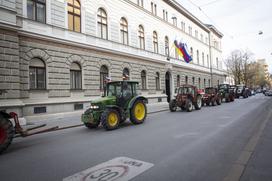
[24, 102, 169, 129]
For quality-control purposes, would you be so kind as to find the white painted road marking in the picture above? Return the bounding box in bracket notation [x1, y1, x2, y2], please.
[63, 157, 154, 181]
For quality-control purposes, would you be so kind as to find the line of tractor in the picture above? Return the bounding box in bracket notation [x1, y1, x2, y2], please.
[0, 81, 257, 154]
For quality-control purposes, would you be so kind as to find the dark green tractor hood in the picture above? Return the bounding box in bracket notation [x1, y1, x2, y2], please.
[91, 96, 116, 107]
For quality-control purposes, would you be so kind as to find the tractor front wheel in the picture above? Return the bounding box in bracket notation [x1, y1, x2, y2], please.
[130, 100, 147, 124]
[0, 116, 14, 154]
[186, 99, 193, 112]
[169, 100, 177, 112]
[101, 109, 120, 131]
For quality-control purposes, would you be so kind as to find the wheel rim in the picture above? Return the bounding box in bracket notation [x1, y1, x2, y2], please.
[108, 112, 118, 127]
[0, 127, 7, 144]
[134, 102, 146, 121]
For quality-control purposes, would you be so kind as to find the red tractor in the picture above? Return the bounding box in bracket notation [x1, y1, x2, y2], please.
[0, 90, 58, 154]
[202, 87, 222, 106]
[169, 84, 202, 112]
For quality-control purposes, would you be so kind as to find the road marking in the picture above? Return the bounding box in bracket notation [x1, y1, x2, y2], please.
[63, 157, 154, 181]
[173, 132, 199, 139]
[223, 108, 272, 181]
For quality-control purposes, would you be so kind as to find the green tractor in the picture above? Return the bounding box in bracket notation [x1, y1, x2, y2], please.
[81, 81, 148, 130]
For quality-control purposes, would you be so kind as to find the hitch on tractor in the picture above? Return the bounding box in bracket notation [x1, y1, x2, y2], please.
[0, 111, 58, 154]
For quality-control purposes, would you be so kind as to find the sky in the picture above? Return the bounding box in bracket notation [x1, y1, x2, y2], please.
[177, 0, 272, 73]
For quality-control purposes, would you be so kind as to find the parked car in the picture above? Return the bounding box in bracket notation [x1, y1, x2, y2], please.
[235, 85, 249, 98]
[265, 90, 272, 96]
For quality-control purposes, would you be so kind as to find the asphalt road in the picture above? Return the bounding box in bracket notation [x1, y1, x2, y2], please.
[0, 94, 271, 181]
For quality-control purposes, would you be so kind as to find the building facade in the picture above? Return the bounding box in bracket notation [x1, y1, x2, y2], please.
[0, 0, 226, 116]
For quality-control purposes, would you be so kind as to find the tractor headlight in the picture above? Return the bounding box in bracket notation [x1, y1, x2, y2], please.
[90, 105, 99, 109]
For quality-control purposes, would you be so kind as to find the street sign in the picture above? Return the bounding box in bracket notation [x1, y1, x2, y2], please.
[63, 157, 154, 181]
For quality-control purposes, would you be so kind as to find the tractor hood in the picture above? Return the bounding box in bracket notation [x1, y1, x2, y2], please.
[90, 96, 116, 110]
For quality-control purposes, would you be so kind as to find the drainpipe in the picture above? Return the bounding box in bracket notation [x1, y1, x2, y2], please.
[208, 32, 213, 87]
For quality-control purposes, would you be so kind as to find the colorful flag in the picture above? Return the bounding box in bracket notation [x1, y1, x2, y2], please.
[174, 40, 192, 63]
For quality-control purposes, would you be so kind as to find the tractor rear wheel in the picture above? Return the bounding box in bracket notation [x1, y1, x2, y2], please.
[186, 99, 193, 112]
[0, 116, 14, 154]
[130, 100, 147, 124]
[194, 96, 202, 110]
[101, 109, 120, 130]
[84, 121, 100, 129]
[169, 100, 177, 112]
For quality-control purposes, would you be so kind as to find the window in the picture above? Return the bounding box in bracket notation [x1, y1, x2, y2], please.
[97, 8, 108, 39]
[195, 30, 198, 39]
[29, 58, 46, 89]
[198, 78, 201, 89]
[181, 21, 185, 31]
[192, 77, 195, 85]
[165, 36, 169, 56]
[100, 65, 109, 90]
[204, 79, 206, 88]
[205, 37, 208, 44]
[202, 52, 204, 65]
[151, 2, 157, 15]
[177, 75, 180, 87]
[155, 72, 160, 90]
[185, 76, 188, 84]
[200, 34, 203, 42]
[196, 50, 199, 64]
[27, 0, 46, 23]
[163, 10, 168, 21]
[207, 54, 209, 67]
[137, 0, 144, 7]
[141, 70, 147, 90]
[123, 68, 130, 80]
[70, 62, 82, 89]
[68, 0, 81, 32]
[120, 17, 128, 45]
[172, 17, 177, 26]
[190, 47, 193, 60]
[188, 26, 192, 35]
[216, 57, 219, 69]
[153, 31, 158, 53]
[138, 25, 145, 50]
[208, 79, 211, 87]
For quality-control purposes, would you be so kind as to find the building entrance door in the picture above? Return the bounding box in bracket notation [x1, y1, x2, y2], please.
[165, 71, 171, 102]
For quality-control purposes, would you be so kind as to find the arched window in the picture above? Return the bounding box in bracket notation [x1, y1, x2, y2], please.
[208, 79, 211, 87]
[70, 62, 82, 89]
[165, 36, 169, 56]
[141, 70, 147, 89]
[155, 72, 160, 90]
[198, 78, 201, 89]
[202, 52, 204, 65]
[192, 77, 195, 85]
[120, 17, 128, 45]
[123, 67, 130, 80]
[153, 31, 158, 53]
[138, 25, 145, 49]
[185, 76, 188, 84]
[27, 0, 46, 23]
[29, 58, 46, 89]
[177, 75, 180, 87]
[97, 8, 108, 39]
[190, 47, 193, 60]
[137, 0, 144, 7]
[68, 0, 81, 32]
[197, 50, 199, 64]
[100, 65, 109, 90]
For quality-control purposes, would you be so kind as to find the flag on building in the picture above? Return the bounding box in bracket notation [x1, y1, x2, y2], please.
[174, 40, 192, 63]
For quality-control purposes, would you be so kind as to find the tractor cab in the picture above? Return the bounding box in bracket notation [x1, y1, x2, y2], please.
[106, 81, 138, 107]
